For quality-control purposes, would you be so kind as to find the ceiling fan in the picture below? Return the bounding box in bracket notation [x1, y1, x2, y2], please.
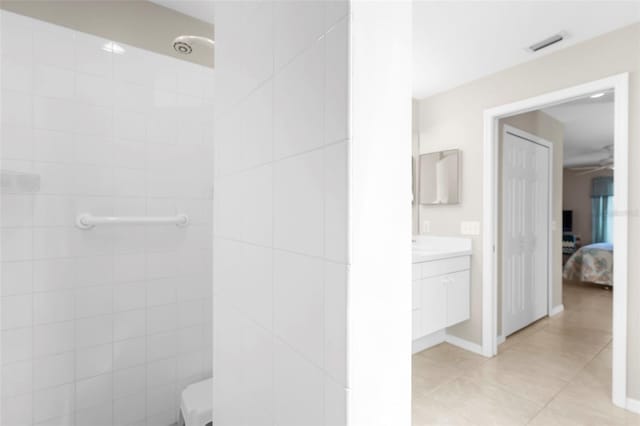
[567, 145, 614, 176]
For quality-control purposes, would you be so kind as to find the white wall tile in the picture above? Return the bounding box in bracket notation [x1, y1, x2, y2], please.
[274, 149, 324, 256]
[34, 97, 75, 132]
[113, 365, 146, 398]
[114, 309, 146, 341]
[323, 141, 348, 262]
[324, 262, 347, 385]
[1, 125, 34, 160]
[213, 239, 272, 330]
[325, 19, 349, 144]
[33, 195, 73, 227]
[214, 81, 273, 176]
[0, 12, 214, 423]
[34, 321, 74, 357]
[274, 251, 324, 368]
[213, 164, 272, 246]
[74, 401, 112, 426]
[213, 0, 273, 106]
[33, 383, 75, 423]
[33, 352, 74, 390]
[2, 294, 33, 329]
[33, 22, 75, 69]
[2, 360, 33, 397]
[73, 256, 113, 287]
[0, 228, 33, 261]
[33, 289, 74, 324]
[33, 65, 74, 99]
[2, 57, 33, 92]
[274, 1, 326, 70]
[2, 327, 33, 363]
[75, 314, 113, 348]
[147, 357, 177, 388]
[1, 260, 33, 296]
[325, 0, 348, 28]
[2, 90, 33, 127]
[75, 285, 113, 318]
[324, 375, 347, 426]
[113, 337, 146, 371]
[274, 339, 324, 426]
[114, 393, 146, 426]
[75, 33, 113, 78]
[75, 373, 112, 410]
[33, 259, 74, 292]
[114, 282, 146, 312]
[1, 194, 34, 228]
[75, 343, 112, 379]
[147, 303, 177, 335]
[76, 73, 114, 106]
[147, 331, 177, 362]
[2, 393, 33, 426]
[75, 104, 112, 137]
[146, 383, 177, 418]
[34, 228, 72, 259]
[274, 39, 324, 159]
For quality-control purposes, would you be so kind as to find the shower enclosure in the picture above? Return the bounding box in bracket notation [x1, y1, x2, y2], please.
[0, 4, 214, 425]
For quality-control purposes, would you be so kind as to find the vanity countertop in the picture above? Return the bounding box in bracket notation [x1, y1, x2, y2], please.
[412, 235, 472, 263]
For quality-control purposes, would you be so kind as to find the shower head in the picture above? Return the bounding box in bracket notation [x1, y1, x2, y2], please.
[172, 35, 215, 55]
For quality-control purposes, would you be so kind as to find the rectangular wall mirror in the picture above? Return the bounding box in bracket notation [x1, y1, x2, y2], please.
[419, 149, 460, 205]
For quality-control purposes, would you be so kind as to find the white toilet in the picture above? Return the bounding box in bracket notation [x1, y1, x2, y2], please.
[179, 378, 213, 426]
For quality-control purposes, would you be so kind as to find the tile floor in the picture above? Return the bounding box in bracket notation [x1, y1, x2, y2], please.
[412, 281, 640, 425]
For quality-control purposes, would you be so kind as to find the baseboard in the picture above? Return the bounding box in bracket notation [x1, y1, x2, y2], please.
[627, 397, 640, 414]
[550, 304, 565, 316]
[412, 330, 446, 354]
[444, 333, 484, 356]
[496, 335, 506, 345]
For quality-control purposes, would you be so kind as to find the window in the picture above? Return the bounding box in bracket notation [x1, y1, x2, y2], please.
[591, 176, 614, 243]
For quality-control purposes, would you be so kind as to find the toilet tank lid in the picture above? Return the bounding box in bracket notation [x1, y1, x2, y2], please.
[181, 378, 213, 425]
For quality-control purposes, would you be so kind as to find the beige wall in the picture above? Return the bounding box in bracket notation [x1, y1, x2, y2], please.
[0, 0, 214, 67]
[418, 23, 640, 398]
[563, 168, 614, 245]
[496, 111, 564, 336]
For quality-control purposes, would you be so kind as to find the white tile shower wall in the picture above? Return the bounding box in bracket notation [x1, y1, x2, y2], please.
[0, 11, 213, 426]
[213, 1, 348, 425]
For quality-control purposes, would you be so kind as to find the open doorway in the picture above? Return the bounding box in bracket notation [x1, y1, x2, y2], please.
[483, 74, 629, 411]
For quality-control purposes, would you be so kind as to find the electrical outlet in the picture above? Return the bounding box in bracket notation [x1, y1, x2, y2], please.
[460, 221, 480, 235]
[422, 220, 430, 233]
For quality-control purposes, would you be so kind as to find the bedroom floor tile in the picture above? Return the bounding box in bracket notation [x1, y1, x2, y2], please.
[412, 281, 640, 425]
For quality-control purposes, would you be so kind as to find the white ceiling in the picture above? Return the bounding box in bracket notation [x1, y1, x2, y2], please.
[542, 93, 614, 167]
[413, 1, 640, 98]
[149, 0, 215, 25]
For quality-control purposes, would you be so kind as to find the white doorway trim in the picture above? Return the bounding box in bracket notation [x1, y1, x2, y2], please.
[481, 73, 629, 409]
[501, 125, 554, 338]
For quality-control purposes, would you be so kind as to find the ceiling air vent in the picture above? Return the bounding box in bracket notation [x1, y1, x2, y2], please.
[528, 33, 565, 52]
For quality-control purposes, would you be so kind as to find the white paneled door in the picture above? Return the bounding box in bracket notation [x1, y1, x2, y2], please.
[502, 128, 550, 337]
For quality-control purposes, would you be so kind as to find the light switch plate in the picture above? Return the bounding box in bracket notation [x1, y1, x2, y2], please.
[422, 220, 430, 233]
[460, 221, 480, 235]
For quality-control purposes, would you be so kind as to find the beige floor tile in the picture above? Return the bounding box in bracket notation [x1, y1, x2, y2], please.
[428, 376, 542, 426]
[416, 343, 487, 372]
[528, 396, 639, 426]
[413, 355, 465, 396]
[412, 396, 476, 426]
[462, 349, 568, 405]
[411, 281, 631, 426]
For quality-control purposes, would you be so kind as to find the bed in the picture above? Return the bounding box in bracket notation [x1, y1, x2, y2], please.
[563, 242, 613, 286]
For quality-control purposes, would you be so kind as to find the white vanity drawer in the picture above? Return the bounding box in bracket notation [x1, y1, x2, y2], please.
[420, 256, 470, 278]
[412, 281, 420, 310]
[412, 310, 422, 339]
[412, 263, 421, 281]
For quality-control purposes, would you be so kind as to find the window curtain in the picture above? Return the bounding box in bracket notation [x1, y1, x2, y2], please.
[591, 176, 614, 243]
